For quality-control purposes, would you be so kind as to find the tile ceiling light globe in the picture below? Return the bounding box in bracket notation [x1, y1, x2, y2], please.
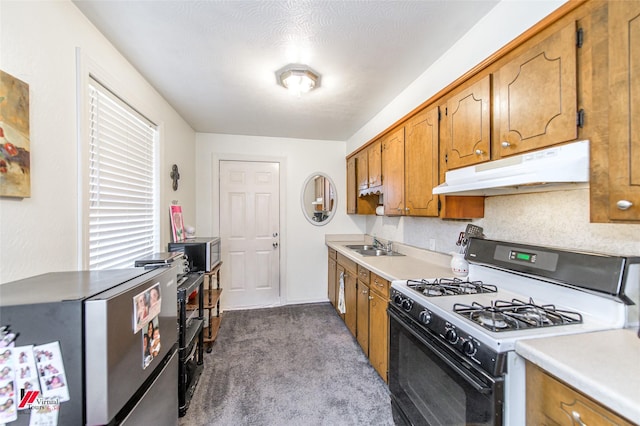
[276, 64, 321, 96]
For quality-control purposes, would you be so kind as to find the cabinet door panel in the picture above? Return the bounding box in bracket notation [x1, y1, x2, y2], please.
[382, 127, 406, 215]
[356, 280, 369, 356]
[368, 140, 382, 188]
[405, 106, 440, 217]
[442, 76, 491, 169]
[356, 150, 368, 191]
[608, 1, 640, 220]
[497, 21, 577, 156]
[328, 256, 337, 309]
[369, 290, 388, 383]
[344, 271, 357, 337]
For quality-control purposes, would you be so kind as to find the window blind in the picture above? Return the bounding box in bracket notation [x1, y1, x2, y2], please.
[88, 78, 158, 270]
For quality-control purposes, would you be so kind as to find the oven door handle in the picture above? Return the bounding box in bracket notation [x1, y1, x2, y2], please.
[389, 308, 495, 394]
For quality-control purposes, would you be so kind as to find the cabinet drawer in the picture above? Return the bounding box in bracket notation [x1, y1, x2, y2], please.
[337, 253, 357, 276]
[357, 264, 370, 282]
[526, 362, 634, 426]
[369, 272, 389, 299]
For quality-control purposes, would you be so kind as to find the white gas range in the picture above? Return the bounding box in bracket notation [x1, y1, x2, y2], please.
[388, 237, 636, 426]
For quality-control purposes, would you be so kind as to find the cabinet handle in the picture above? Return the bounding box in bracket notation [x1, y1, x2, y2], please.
[273, 242, 279, 248]
[368, 296, 374, 300]
[405, 207, 409, 212]
[362, 290, 368, 295]
[501, 141, 511, 148]
[475, 149, 483, 155]
[571, 411, 587, 426]
[617, 200, 633, 211]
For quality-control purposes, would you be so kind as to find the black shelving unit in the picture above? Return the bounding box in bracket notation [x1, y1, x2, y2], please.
[177, 272, 204, 417]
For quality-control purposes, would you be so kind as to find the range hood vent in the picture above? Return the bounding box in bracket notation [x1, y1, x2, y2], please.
[433, 140, 589, 196]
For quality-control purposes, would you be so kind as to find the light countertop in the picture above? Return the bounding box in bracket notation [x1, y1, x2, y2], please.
[325, 235, 454, 282]
[516, 328, 640, 424]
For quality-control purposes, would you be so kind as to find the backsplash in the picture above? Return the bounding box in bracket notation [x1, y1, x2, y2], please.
[366, 189, 640, 257]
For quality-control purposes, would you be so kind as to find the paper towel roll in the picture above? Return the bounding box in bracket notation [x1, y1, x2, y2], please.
[375, 205, 384, 215]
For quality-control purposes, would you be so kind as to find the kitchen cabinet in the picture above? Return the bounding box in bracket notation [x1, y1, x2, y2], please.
[356, 149, 368, 191]
[347, 152, 377, 215]
[382, 118, 441, 218]
[356, 140, 383, 195]
[405, 106, 440, 217]
[494, 21, 578, 157]
[382, 126, 406, 215]
[368, 272, 389, 383]
[606, 0, 640, 221]
[368, 139, 382, 189]
[328, 248, 338, 311]
[526, 361, 634, 426]
[337, 253, 358, 337]
[356, 265, 370, 356]
[440, 75, 491, 169]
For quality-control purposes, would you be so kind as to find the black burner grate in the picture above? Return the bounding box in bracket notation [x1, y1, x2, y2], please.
[454, 298, 583, 332]
[407, 277, 498, 297]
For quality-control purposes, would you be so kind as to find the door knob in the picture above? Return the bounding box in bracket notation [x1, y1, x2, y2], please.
[617, 200, 633, 210]
[273, 242, 279, 248]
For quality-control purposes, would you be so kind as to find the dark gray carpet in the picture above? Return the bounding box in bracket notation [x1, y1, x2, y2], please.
[179, 302, 394, 426]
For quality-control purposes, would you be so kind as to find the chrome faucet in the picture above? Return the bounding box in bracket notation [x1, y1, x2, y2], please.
[373, 237, 384, 249]
[373, 237, 393, 252]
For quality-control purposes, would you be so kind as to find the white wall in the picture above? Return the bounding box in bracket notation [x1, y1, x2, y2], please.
[349, 0, 640, 258]
[195, 133, 364, 306]
[0, 1, 196, 283]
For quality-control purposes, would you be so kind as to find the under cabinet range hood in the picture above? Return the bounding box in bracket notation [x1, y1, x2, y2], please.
[432, 140, 590, 196]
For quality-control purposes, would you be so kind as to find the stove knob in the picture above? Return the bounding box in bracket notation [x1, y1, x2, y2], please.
[445, 328, 458, 344]
[401, 299, 413, 312]
[462, 340, 476, 356]
[418, 310, 432, 325]
[393, 294, 404, 306]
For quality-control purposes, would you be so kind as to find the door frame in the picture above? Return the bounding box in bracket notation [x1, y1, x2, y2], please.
[211, 153, 288, 307]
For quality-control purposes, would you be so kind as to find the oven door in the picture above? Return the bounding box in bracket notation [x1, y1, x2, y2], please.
[388, 306, 503, 426]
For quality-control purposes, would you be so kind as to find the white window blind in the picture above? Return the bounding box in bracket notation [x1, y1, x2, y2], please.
[88, 78, 158, 270]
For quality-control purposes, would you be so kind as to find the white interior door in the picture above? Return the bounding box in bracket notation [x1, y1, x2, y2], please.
[219, 161, 280, 309]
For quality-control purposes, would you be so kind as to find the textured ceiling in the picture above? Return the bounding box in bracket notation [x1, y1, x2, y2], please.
[73, 0, 499, 141]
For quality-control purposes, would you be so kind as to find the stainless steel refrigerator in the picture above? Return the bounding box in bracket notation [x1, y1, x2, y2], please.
[0, 266, 178, 425]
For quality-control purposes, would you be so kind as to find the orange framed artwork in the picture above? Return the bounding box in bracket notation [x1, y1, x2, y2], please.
[0, 70, 31, 198]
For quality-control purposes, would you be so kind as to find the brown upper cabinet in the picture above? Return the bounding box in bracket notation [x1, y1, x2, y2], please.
[356, 140, 382, 195]
[382, 127, 406, 216]
[494, 21, 578, 157]
[606, 0, 640, 221]
[346, 156, 357, 214]
[405, 106, 440, 217]
[440, 75, 491, 170]
[355, 149, 368, 191]
[368, 139, 382, 189]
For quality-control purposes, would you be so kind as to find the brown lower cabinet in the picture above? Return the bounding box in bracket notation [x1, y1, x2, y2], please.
[368, 276, 389, 383]
[328, 248, 390, 382]
[526, 361, 634, 426]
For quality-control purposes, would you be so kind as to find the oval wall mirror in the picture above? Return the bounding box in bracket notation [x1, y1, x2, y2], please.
[301, 173, 337, 226]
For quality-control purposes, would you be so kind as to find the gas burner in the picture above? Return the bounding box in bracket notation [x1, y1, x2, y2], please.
[454, 298, 583, 332]
[406, 278, 498, 297]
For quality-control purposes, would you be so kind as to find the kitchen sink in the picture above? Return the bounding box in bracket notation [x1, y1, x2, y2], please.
[355, 248, 405, 257]
[345, 244, 376, 250]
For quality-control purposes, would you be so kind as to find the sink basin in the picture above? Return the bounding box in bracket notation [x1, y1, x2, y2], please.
[355, 248, 405, 257]
[345, 244, 376, 250]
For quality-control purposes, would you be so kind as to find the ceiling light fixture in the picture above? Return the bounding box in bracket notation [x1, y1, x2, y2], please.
[276, 64, 321, 95]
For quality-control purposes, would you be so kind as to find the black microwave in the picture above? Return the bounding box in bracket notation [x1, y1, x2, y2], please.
[168, 237, 220, 273]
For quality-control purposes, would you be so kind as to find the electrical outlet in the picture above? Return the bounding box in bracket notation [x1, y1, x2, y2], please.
[429, 239, 436, 251]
